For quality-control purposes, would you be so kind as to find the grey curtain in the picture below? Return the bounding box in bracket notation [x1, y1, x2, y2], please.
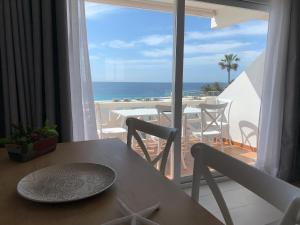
[0, 0, 72, 141]
[278, 0, 300, 182]
[0, 63, 4, 137]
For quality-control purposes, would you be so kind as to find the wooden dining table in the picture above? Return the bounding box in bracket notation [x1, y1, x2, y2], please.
[0, 138, 222, 225]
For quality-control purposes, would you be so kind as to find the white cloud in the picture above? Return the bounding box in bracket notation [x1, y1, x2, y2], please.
[142, 41, 250, 57]
[106, 58, 170, 65]
[184, 49, 264, 66]
[89, 55, 102, 61]
[139, 34, 173, 46]
[237, 50, 263, 63]
[184, 54, 223, 65]
[101, 34, 172, 49]
[84, 2, 119, 19]
[104, 58, 171, 71]
[186, 21, 268, 41]
[102, 40, 136, 49]
[185, 41, 250, 54]
[142, 48, 173, 57]
[98, 21, 267, 50]
[88, 43, 101, 51]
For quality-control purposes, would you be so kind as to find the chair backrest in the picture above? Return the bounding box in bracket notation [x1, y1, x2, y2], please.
[156, 105, 172, 125]
[126, 117, 177, 175]
[217, 98, 233, 125]
[199, 103, 228, 135]
[239, 121, 258, 151]
[191, 143, 300, 225]
[155, 104, 187, 126]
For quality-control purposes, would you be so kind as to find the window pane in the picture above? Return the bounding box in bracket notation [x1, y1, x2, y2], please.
[85, 1, 175, 178]
[180, 1, 269, 177]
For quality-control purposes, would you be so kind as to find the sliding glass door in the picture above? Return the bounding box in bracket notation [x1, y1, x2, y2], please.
[84, 0, 269, 184]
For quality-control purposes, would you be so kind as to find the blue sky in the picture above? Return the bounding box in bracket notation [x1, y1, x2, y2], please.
[85, 2, 268, 83]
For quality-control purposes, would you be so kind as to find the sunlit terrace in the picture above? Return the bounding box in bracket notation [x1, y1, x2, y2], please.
[94, 92, 258, 178]
[93, 48, 264, 178]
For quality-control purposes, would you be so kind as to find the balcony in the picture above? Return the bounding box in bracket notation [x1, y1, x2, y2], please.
[94, 95, 257, 178]
[93, 51, 263, 178]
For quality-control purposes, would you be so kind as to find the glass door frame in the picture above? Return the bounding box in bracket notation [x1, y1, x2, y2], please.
[171, 0, 186, 185]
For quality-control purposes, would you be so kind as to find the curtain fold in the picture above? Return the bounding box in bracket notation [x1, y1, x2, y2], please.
[0, 0, 72, 141]
[277, 0, 300, 181]
[67, 0, 98, 141]
[256, 0, 290, 176]
[0, 63, 4, 137]
[257, 0, 300, 182]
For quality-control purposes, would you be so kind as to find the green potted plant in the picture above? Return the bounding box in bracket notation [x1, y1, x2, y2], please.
[0, 121, 59, 162]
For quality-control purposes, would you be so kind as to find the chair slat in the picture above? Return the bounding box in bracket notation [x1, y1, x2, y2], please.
[126, 117, 177, 175]
[132, 130, 152, 163]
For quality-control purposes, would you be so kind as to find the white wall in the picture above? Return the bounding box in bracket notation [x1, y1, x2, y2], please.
[219, 52, 265, 148]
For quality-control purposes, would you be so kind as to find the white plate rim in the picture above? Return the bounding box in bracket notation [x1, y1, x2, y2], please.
[17, 162, 117, 203]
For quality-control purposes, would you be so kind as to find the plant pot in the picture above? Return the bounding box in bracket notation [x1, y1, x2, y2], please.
[6, 136, 58, 162]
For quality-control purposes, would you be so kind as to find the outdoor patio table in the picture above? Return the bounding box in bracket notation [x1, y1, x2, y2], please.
[0, 139, 222, 225]
[112, 107, 201, 119]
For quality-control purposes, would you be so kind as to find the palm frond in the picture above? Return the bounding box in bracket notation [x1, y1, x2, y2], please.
[218, 54, 240, 83]
[218, 62, 226, 70]
[231, 63, 238, 70]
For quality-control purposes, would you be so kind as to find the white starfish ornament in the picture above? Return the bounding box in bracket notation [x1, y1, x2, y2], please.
[101, 199, 160, 225]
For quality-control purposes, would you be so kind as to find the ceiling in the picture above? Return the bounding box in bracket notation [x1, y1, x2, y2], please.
[88, 0, 269, 28]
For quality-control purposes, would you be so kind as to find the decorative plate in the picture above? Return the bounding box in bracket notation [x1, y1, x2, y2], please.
[17, 163, 116, 203]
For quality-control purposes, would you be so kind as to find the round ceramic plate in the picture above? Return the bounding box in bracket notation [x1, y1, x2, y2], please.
[17, 163, 116, 203]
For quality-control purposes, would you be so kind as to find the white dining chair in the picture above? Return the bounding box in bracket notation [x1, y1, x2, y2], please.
[155, 104, 187, 126]
[126, 117, 177, 175]
[216, 98, 233, 146]
[191, 143, 300, 225]
[191, 102, 228, 151]
[95, 104, 127, 140]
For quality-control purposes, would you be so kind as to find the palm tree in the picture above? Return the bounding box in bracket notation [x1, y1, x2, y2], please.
[218, 54, 240, 84]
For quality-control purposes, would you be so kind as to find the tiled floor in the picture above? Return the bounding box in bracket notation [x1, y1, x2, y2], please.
[184, 180, 282, 225]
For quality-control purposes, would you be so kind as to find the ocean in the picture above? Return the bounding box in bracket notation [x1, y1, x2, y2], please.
[92, 82, 213, 101]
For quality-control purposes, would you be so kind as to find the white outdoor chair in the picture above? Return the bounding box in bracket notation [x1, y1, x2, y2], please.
[155, 104, 189, 169]
[155, 104, 187, 126]
[98, 126, 127, 140]
[191, 143, 300, 225]
[191, 102, 228, 151]
[216, 98, 233, 146]
[239, 120, 258, 151]
[126, 117, 177, 175]
[95, 104, 127, 140]
[205, 97, 218, 104]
